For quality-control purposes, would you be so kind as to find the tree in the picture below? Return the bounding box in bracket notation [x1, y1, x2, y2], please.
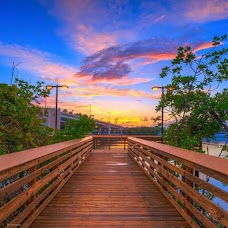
[125, 127, 161, 135]
[62, 109, 68, 113]
[0, 79, 52, 154]
[157, 35, 228, 150]
[51, 115, 96, 143]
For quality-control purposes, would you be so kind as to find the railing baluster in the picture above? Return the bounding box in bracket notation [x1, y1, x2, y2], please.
[127, 136, 228, 228]
[184, 166, 193, 217]
[0, 137, 93, 227]
[1, 135, 227, 227]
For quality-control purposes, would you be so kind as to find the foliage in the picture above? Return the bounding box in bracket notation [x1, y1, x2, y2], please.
[157, 35, 228, 150]
[0, 79, 52, 154]
[50, 115, 95, 143]
[125, 127, 161, 135]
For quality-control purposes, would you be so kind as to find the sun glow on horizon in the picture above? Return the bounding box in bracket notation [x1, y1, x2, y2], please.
[0, 0, 227, 127]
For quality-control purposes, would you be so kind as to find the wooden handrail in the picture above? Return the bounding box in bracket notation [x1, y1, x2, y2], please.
[0, 136, 93, 227]
[93, 135, 128, 150]
[128, 137, 228, 183]
[92, 135, 128, 138]
[0, 138, 90, 173]
[1, 135, 227, 227]
[92, 135, 161, 150]
[128, 136, 228, 228]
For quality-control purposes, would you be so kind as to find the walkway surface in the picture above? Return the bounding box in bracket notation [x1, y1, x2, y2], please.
[31, 150, 190, 227]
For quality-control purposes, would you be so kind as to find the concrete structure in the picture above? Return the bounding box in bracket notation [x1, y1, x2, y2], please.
[43, 108, 61, 129]
[43, 108, 125, 134]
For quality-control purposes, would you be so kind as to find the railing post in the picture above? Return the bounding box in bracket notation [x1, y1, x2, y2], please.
[162, 155, 168, 191]
[108, 138, 110, 150]
[27, 165, 37, 207]
[184, 166, 193, 216]
[93, 137, 96, 149]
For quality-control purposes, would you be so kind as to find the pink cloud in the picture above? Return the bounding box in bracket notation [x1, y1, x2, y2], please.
[77, 38, 218, 84]
[73, 24, 117, 55]
[186, 0, 228, 22]
[46, 0, 118, 55]
[0, 41, 80, 84]
[142, 53, 177, 65]
[192, 42, 215, 53]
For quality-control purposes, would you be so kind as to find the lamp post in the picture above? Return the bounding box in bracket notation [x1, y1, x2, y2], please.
[108, 112, 111, 135]
[46, 85, 69, 129]
[152, 86, 165, 142]
[89, 104, 91, 118]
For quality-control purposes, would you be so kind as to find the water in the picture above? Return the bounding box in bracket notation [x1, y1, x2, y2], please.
[202, 133, 228, 211]
[203, 133, 227, 145]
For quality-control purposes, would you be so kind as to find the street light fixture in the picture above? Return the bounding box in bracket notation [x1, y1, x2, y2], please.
[46, 85, 69, 129]
[152, 86, 165, 143]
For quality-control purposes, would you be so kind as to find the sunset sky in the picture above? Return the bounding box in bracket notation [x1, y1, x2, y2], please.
[0, 0, 228, 126]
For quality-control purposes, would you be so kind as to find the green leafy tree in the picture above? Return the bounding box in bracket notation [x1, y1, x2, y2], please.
[125, 127, 161, 135]
[51, 115, 95, 143]
[0, 79, 51, 154]
[157, 35, 228, 150]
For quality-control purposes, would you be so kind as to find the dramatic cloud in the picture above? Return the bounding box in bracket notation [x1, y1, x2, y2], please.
[44, 0, 228, 57]
[76, 37, 215, 82]
[76, 38, 177, 81]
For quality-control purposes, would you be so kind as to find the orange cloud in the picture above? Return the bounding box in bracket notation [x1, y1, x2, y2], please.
[142, 41, 218, 65]
[142, 53, 176, 65]
[73, 85, 159, 99]
[44, 84, 160, 104]
[192, 42, 215, 53]
[82, 75, 153, 85]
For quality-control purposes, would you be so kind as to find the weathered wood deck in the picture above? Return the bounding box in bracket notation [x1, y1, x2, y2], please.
[31, 150, 190, 227]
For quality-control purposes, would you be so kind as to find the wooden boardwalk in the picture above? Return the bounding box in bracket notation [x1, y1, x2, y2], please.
[31, 150, 190, 227]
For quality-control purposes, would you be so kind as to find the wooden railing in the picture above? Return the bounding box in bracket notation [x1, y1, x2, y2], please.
[0, 136, 93, 227]
[132, 135, 161, 142]
[1, 135, 227, 227]
[128, 137, 228, 228]
[93, 135, 128, 150]
[93, 135, 161, 150]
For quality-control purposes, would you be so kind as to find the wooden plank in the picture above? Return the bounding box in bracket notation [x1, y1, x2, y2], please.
[128, 150, 197, 228]
[31, 150, 190, 228]
[0, 144, 92, 224]
[129, 145, 228, 223]
[23, 150, 91, 228]
[128, 148, 217, 228]
[8, 150, 92, 227]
